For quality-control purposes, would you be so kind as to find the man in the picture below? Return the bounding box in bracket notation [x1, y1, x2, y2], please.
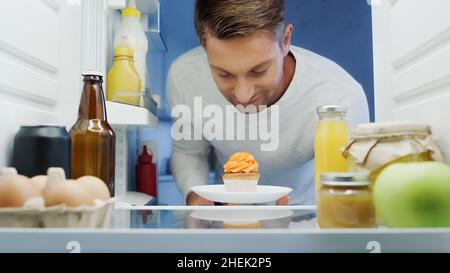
[168, 0, 369, 205]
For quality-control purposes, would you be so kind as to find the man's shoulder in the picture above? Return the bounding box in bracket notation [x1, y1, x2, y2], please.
[167, 47, 218, 103]
[170, 47, 208, 74]
[292, 46, 360, 87]
[291, 46, 345, 73]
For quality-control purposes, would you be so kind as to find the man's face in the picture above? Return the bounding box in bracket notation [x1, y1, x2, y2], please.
[205, 30, 290, 112]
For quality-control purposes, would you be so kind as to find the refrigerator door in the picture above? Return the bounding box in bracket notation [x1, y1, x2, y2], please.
[372, 0, 450, 160]
[0, 0, 83, 167]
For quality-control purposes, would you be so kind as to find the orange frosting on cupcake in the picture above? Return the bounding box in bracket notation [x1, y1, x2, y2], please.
[224, 152, 259, 173]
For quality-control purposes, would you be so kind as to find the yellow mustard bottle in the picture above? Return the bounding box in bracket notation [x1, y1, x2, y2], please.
[106, 38, 141, 106]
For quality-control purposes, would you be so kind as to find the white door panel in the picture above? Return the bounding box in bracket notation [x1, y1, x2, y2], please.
[372, 0, 450, 161]
[0, 0, 60, 102]
[390, 0, 450, 68]
[0, 0, 82, 168]
[0, 0, 60, 71]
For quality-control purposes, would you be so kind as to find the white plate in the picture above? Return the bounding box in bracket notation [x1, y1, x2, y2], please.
[190, 209, 293, 222]
[190, 185, 292, 204]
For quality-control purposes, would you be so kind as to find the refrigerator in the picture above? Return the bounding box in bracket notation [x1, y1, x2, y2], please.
[0, 0, 163, 205]
[0, 0, 450, 253]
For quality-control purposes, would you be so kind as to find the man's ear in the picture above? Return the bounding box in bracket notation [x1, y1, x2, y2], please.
[281, 24, 293, 56]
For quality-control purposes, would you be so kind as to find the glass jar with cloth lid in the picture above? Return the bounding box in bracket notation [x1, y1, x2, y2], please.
[341, 122, 443, 187]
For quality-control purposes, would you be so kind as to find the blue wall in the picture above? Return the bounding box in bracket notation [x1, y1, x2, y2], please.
[148, 0, 199, 121]
[286, 0, 374, 121]
[147, 0, 375, 175]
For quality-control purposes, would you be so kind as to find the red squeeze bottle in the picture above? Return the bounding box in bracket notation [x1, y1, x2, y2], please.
[136, 145, 157, 197]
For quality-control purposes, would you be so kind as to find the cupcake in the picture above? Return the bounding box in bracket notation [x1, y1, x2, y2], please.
[222, 152, 260, 192]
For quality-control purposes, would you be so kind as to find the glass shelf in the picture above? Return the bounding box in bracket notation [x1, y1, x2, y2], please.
[2, 206, 450, 252]
[106, 101, 158, 128]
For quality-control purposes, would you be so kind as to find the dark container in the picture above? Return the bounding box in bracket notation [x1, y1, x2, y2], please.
[12, 125, 71, 177]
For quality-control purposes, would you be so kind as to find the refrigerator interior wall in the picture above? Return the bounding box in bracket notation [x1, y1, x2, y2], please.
[102, 0, 161, 201]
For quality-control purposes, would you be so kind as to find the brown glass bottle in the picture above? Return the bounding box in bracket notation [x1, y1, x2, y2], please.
[70, 74, 115, 196]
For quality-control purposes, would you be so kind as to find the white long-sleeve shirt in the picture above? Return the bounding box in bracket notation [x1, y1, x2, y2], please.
[167, 46, 370, 205]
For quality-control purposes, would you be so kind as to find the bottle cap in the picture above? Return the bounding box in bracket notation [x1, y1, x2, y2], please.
[114, 36, 134, 58]
[316, 105, 347, 114]
[122, 0, 141, 18]
[81, 71, 105, 77]
[138, 145, 153, 164]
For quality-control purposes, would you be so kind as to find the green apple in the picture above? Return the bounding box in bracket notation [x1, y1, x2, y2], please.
[374, 161, 450, 227]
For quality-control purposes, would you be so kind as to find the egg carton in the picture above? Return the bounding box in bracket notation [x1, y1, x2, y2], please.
[0, 198, 115, 228]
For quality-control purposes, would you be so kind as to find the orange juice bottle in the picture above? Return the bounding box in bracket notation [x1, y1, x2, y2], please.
[314, 105, 349, 194]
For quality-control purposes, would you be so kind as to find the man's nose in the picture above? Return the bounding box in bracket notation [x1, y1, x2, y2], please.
[234, 79, 255, 105]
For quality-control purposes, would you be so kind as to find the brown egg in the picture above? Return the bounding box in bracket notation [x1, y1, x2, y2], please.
[44, 179, 93, 207]
[30, 175, 47, 193]
[76, 176, 110, 201]
[0, 174, 40, 207]
[43, 168, 93, 207]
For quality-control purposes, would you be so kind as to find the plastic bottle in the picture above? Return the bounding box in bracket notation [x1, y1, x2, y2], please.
[113, 0, 148, 95]
[106, 36, 141, 106]
[136, 145, 157, 198]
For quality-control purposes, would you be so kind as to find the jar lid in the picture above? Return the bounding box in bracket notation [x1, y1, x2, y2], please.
[316, 105, 347, 114]
[351, 122, 431, 139]
[320, 173, 369, 186]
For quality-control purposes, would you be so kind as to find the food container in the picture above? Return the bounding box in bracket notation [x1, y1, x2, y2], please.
[0, 167, 114, 228]
[12, 125, 71, 177]
[0, 197, 115, 228]
[317, 173, 375, 228]
[314, 105, 349, 193]
[342, 122, 443, 187]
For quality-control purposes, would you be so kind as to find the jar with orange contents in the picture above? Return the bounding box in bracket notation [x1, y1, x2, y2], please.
[317, 173, 376, 228]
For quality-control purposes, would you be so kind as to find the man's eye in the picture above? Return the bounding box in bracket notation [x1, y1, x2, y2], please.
[250, 69, 267, 76]
[218, 72, 232, 78]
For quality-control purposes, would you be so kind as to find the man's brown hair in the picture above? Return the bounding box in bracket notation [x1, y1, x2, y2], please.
[195, 0, 285, 46]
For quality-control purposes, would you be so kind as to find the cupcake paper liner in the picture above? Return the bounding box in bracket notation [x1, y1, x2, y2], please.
[223, 178, 259, 192]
